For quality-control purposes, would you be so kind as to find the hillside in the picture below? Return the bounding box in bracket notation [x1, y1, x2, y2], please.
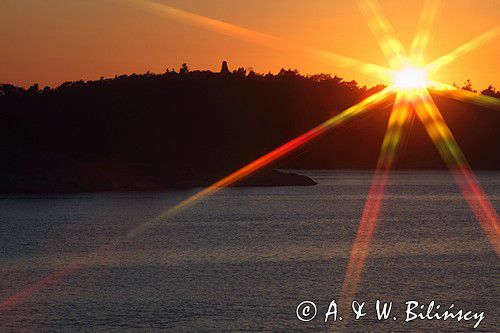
[1, 64, 499, 192]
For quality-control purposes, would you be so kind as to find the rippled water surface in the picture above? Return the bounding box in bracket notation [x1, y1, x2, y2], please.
[0, 171, 498, 332]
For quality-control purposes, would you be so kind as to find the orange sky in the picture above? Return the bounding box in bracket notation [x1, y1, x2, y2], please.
[1, 0, 498, 89]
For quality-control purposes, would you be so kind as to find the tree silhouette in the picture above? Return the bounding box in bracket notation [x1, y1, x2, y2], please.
[461, 79, 476, 92]
[0, 62, 498, 193]
[481, 85, 500, 98]
[180, 63, 189, 75]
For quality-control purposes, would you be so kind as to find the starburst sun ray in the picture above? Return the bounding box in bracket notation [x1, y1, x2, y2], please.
[340, 92, 414, 312]
[2, 0, 499, 320]
[410, 0, 441, 66]
[339, 1, 500, 316]
[428, 81, 500, 110]
[426, 25, 500, 73]
[412, 89, 500, 254]
[357, 0, 408, 68]
[128, 86, 395, 237]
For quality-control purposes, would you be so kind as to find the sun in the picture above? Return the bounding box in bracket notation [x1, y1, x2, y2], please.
[392, 66, 429, 90]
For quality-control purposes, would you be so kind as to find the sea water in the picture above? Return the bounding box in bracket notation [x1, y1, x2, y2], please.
[0, 171, 498, 332]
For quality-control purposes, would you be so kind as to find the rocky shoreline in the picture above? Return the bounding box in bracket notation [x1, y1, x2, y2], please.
[0, 169, 316, 194]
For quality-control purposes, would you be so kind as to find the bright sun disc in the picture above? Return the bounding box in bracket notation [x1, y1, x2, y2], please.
[393, 67, 428, 90]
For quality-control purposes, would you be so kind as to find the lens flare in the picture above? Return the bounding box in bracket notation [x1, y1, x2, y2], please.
[339, 1, 499, 322]
[340, 92, 414, 312]
[410, 0, 441, 66]
[426, 25, 500, 73]
[2, 0, 500, 321]
[428, 81, 500, 110]
[357, 0, 408, 68]
[411, 89, 500, 254]
[128, 86, 395, 237]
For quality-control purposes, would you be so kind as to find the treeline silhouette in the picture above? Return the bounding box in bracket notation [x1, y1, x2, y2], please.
[0, 62, 499, 192]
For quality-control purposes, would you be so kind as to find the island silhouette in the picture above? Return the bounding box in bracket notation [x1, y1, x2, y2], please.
[0, 62, 499, 193]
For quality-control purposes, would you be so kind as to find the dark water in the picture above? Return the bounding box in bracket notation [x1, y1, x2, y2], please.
[0, 171, 498, 332]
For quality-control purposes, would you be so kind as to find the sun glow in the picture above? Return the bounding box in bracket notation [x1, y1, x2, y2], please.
[393, 66, 428, 90]
[1, 0, 499, 319]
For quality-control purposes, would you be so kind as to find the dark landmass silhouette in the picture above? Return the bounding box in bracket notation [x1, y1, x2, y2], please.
[0, 62, 499, 193]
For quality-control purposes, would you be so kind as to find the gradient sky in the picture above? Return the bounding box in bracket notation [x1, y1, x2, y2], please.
[1, 0, 498, 89]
